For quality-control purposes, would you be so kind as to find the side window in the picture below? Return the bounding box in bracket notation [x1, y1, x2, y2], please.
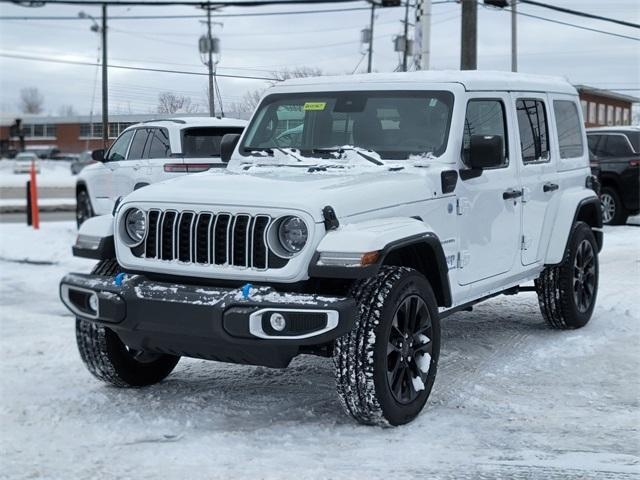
[553, 100, 584, 159]
[516, 99, 550, 163]
[105, 130, 134, 162]
[146, 128, 171, 159]
[601, 135, 633, 157]
[462, 99, 508, 167]
[127, 129, 150, 160]
[587, 135, 600, 156]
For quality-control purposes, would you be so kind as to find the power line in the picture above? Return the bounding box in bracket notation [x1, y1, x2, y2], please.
[518, 0, 640, 30]
[0, 52, 280, 80]
[0, 0, 366, 7]
[507, 7, 640, 42]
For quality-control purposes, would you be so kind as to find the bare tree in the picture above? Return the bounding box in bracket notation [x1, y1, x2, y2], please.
[58, 104, 76, 117]
[157, 92, 200, 114]
[231, 67, 323, 117]
[19, 87, 44, 114]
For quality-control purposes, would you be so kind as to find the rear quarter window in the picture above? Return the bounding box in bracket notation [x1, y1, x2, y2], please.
[553, 100, 584, 159]
[182, 127, 244, 158]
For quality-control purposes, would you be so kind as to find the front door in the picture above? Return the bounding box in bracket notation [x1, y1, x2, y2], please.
[512, 95, 557, 266]
[456, 95, 522, 286]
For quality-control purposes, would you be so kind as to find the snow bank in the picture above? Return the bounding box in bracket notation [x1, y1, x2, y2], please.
[0, 160, 75, 188]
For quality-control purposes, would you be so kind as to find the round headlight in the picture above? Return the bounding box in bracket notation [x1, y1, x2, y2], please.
[278, 216, 308, 254]
[124, 208, 146, 244]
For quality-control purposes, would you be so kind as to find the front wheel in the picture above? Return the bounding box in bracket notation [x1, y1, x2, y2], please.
[75, 259, 180, 387]
[535, 222, 599, 329]
[334, 267, 441, 426]
[76, 189, 94, 228]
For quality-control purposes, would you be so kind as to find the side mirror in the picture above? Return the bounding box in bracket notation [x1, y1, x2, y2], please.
[220, 133, 241, 163]
[468, 135, 504, 170]
[91, 149, 105, 162]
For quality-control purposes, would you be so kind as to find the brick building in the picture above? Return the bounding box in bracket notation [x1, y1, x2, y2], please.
[0, 113, 215, 157]
[576, 86, 638, 128]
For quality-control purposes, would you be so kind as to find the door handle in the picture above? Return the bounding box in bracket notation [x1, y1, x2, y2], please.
[543, 182, 559, 193]
[503, 188, 523, 200]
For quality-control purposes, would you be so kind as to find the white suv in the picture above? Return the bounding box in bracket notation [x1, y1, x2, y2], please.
[75, 117, 246, 226]
[61, 71, 602, 426]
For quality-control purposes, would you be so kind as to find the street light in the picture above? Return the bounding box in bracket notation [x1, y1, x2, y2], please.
[79, 9, 108, 149]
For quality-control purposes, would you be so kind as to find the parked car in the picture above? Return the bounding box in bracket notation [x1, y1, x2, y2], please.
[75, 117, 247, 226]
[13, 152, 41, 174]
[587, 126, 640, 225]
[24, 145, 60, 159]
[61, 71, 602, 426]
[70, 150, 94, 175]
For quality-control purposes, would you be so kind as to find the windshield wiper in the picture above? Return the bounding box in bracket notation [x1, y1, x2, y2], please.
[244, 147, 274, 156]
[310, 147, 384, 166]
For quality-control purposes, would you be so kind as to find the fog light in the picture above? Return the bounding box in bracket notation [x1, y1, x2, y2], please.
[88, 293, 99, 313]
[270, 313, 286, 332]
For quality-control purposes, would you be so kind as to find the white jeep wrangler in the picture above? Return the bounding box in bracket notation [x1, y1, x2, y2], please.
[61, 71, 602, 426]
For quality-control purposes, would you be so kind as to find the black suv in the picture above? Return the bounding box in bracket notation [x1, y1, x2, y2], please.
[587, 127, 640, 225]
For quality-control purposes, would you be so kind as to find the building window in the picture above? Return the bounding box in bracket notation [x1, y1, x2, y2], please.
[623, 108, 630, 125]
[615, 107, 622, 125]
[606, 105, 614, 125]
[20, 123, 56, 138]
[598, 104, 605, 125]
[588, 102, 596, 124]
[580, 100, 588, 119]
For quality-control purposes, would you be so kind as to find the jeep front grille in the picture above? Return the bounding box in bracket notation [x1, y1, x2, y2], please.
[142, 209, 273, 270]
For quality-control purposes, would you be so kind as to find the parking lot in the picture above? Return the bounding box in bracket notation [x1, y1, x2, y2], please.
[0, 220, 638, 479]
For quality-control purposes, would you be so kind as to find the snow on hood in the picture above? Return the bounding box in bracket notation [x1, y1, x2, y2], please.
[122, 163, 441, 222]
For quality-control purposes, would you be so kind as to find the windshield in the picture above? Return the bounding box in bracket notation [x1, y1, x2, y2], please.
[240, 90, 454, 160]
[182, 127, 244, 158]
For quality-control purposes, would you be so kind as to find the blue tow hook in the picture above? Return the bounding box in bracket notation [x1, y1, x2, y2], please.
[241, 283, 253, 299]
[114, 272, 126, 286]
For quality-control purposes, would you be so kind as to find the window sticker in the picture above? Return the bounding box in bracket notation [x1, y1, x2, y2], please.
[303, 102, 327, 111]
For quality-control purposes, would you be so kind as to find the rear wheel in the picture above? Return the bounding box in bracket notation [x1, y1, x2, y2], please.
[334, 267, 440, 426]
[75, 259, 180, 387]
[76, 188, 94, 228]
[535, 222, 599, 329]
[600, 186, 627, 225]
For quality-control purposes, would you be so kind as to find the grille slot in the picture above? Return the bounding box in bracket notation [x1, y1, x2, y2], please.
[142, 210, 277, 270]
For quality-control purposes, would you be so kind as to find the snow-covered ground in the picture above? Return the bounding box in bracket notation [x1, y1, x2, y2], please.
[0, 160, 75, 188]
[0, 222, 638, 479]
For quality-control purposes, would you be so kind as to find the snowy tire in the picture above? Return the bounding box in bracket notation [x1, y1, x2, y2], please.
[76, 188, 94, 228]
[334, 266, 440, 426]
[75, 260, 180, 387]
[535, 222, 599, 330]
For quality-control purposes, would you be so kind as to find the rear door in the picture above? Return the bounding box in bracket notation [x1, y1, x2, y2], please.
[144, 127, 174, 184]
[512, 95, 556, 266]
[108, 128, 149, 200]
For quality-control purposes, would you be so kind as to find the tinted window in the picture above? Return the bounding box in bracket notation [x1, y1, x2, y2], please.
[146, 128, 171, 158]
[625, 131, 639, 153]
[587, 135, 600, 155]
[127, 129, 149, 160]
[105, 130, 134, 162]
[182, 127, 244, 158]
[517, 99, 550, 163]
[601, 135, 633, 157]
[553, 100, 584, 159]
[462, 99, 508, 167]
[241, 91, 455, 160]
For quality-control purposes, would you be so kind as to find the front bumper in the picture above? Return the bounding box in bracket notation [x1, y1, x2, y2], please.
[60, 273, 356, 368]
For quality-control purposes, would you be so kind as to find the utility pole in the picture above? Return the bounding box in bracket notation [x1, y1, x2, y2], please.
[101, 4, 108, 148]
[206, 7, 215, 117]
[460, 0, 477, 70]
[511, 0, 517, 72]
[367, 3, 376, 73]
[401, 1, 410, 71]
[416, 0, 432, 70]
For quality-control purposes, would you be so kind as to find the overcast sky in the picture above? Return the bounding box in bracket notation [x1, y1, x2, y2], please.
[0, 0, 638, 117]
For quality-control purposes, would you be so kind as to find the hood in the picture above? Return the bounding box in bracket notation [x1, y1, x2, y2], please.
[122, 165, 443, 222]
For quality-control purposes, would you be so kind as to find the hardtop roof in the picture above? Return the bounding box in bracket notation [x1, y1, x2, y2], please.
[276, 70, 577, 96]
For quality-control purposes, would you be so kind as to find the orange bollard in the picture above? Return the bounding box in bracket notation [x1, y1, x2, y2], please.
[29, 159, 40, 230]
